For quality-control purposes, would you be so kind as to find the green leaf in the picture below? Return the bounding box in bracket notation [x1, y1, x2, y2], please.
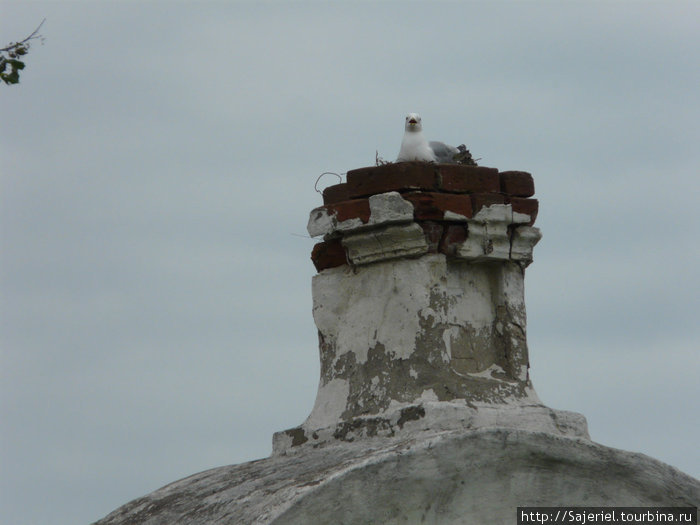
[0, 59, 24, 85]
[1, 70, 20, 84]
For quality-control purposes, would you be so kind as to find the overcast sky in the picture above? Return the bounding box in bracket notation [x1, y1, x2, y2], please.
[1, 1, 699, 524]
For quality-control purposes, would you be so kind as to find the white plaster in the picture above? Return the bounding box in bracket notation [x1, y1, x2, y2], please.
[307, 192, 415, 239]
[367, 192, 414, 225]
[95, 426, 700, 525]
[500, 262, 525, 305]
[384, 398, 411, 415]
[455, 205, 512, 261]
[419, 388, 439, 402]
[513, 210, 532, 224]
[519, 365, 529, 381]
[456, 220, 487, 259]
[441, 328, 454, 359]
[333, 217, 366, 233]
[472, 203, 510, 222]
[368, 376, 385, 400]
[306, 206, 365, 238]
[271, 430, 294, 454]
[445, 261, 495, 325]
[312, 256, 440, 364]
[443, 210, 469, 222]
[445, 204, 540, 264]
[304, 378, 350, 430]
[305, 251, 541, 435]
[307, 207, 334, 238]
[465, 363, 507, 379]
[342, 223, 428, 265]
[511, 225, 542, 265]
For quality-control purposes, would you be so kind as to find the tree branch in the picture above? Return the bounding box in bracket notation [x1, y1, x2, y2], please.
[0, 18, 46, 53]
[1, 18, 46, 85]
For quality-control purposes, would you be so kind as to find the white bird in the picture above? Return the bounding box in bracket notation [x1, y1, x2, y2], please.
[396, 113, 461, 163]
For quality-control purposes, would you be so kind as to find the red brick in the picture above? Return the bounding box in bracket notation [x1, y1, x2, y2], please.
[345, 162, 439, 198]
[499, 171, 535, 197]
[438, 165, 500, 193]
[509, 197, 539, 226]
[420, 221, 444, 253]
[325, 198, 371, 223]
[323, 183, 351, 205]
[439, 225, 468, 255]
[403, 192, 473, 221]
[471, 193, 506, 214]
[311, 239, 347, 272]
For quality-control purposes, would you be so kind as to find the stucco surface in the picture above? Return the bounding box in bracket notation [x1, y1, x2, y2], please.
[93, 428, 699, 525]
[280, 253, 540, 452]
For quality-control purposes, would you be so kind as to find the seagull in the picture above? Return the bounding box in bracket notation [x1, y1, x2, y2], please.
[397, 113, 436, 162]
[397, 113, 468, 164]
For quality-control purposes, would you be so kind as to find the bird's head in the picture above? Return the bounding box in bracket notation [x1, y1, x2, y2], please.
[405, 113, 422, 132]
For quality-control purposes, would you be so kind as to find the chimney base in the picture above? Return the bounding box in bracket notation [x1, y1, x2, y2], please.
[273, 400, 589, 455]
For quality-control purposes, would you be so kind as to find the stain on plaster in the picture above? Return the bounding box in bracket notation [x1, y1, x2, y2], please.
[396, 405, 426, 429]
[284, 427, 309, 447]
[312, 257, 533, 429]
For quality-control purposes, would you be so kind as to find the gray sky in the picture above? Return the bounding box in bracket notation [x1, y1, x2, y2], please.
[1, 2, 699, 524]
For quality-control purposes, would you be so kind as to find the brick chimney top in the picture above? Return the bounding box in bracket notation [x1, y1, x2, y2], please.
[309, 162, 539, 272]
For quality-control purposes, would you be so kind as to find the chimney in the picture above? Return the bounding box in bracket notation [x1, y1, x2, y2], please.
[273, 162, 587, 453]
[94, 162, 700, 524]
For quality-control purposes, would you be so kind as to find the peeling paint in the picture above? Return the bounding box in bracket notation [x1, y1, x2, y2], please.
[288, 201, 547, 452]
[301, 253, 539, 448]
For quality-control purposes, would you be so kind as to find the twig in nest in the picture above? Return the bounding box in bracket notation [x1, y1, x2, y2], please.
[375, 151, 392, 166]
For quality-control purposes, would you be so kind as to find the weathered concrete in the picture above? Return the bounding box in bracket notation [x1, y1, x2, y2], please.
[274, 246, 557, 453]
[93, 429, 700, 525]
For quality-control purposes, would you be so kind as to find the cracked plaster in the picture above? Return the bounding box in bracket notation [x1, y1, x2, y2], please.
[279, 253, 545, 452]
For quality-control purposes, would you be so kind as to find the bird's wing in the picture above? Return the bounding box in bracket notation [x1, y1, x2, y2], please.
[429, 141, 459, 163]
